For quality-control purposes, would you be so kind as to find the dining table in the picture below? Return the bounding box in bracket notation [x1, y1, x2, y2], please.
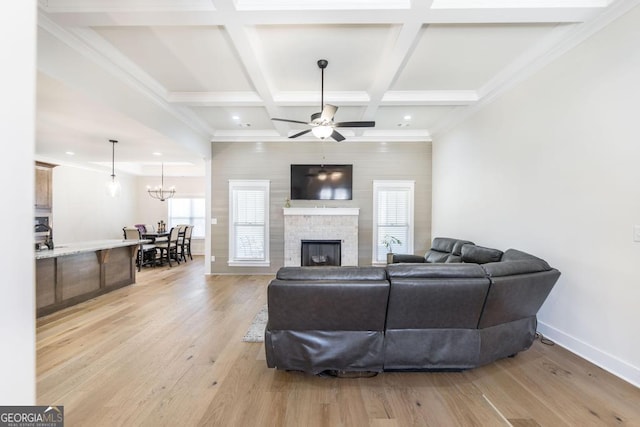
[141, 231, 170, 242]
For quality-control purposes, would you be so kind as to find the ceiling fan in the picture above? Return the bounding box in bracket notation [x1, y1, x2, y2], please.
[271, 59, 375, 142]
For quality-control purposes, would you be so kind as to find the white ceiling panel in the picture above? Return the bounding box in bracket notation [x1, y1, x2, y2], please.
[255, 24, 394, 92]
[393, 23, 561, 90]
[94, 26, 253, 92]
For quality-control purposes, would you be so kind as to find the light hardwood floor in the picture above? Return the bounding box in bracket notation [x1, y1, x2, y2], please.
[37, 258, 640, 426]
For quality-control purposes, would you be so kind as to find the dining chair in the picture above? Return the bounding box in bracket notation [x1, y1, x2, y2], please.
[182, 225, 194, 261]
[155, 227, 181, 267]
[176, 224, 188, 262]
[123, 227, 157, 270]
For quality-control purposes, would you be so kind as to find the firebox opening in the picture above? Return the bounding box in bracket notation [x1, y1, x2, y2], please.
[301, 240, 341, 266]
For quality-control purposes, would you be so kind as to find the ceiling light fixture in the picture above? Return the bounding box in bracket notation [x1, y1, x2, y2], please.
[106, 139, 121, 198]
[311, 125, 333, 139]
[147, 163, 175, 202]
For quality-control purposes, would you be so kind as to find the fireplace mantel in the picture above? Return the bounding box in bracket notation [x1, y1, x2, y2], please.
[283, 207, 359, 216]
[283, 207, 359, 266]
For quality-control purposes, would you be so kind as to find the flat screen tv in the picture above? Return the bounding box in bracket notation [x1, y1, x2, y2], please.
[290, 164, 353, 200]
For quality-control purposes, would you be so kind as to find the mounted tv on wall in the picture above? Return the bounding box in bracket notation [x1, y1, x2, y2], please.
[290, 164, 353, 200]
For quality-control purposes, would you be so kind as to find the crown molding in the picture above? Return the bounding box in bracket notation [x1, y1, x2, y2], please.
[39, 0, 216, 13]
[168, 91, 264, 107]
[235, 0, 410, 11]
[382, 90, 478, 105]
[273, 91, 371, 106]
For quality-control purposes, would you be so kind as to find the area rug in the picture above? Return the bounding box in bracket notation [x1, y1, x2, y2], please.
[242, 305, 268, 342]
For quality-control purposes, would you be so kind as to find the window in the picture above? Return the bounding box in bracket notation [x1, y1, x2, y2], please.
[168, 198, 205, 238]
[372, 180, 414, 264]
[228, 180, 270, 266]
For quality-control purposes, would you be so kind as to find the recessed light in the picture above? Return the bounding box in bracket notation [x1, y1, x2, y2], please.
[232, 115, 240, 121]
[65, 151, 75, 156]
[403, 115, 412, 121]
[152, 152, 162, 156]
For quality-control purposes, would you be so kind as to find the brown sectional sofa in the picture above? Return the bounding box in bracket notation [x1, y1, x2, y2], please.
[265, 238, 560, 375]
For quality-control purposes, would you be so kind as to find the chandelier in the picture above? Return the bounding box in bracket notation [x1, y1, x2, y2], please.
[147, 163, 175, 201]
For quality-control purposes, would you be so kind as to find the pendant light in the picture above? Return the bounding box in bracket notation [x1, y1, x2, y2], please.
[147, 162, 176, 202]
[106, 139, 121, 198]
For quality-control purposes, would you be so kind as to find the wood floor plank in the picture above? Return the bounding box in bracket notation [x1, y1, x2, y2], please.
[36, 257, 640, 426]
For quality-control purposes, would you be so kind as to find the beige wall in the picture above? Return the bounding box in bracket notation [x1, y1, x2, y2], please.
[432, 6, 640, 386]
[210, 141, 432, 274]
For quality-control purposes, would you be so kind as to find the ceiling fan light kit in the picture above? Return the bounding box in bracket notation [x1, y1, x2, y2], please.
[271, 59, 375, 142]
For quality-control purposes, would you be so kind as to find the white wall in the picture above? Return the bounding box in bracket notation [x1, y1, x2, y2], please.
[52, 165, 138, 243]
[0, 1, 36, 404]
[432, 6, 640, 386]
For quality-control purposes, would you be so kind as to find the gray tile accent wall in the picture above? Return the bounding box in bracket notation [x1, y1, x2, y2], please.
[211, 141, 432, 274]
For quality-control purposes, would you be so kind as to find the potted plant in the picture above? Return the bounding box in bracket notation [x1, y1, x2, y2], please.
[381, 234, 401, 264]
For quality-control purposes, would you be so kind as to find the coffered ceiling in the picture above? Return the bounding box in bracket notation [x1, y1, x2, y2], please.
[36, 0, 634, 175]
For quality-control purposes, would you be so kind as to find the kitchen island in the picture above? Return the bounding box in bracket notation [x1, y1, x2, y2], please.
[35, 240, 144, 317]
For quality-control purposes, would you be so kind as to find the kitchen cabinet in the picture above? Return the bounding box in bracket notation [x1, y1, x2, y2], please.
[35, 162, 55, 210]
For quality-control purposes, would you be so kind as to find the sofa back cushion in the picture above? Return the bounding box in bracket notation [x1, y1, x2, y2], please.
[452, 239, 474, 256]
[276, 266, 387, 281]
[425, 237, 475, 263]
[461, 244, 503, 264]
[267, 279, 390, 331]
[386, 264, 490, 329]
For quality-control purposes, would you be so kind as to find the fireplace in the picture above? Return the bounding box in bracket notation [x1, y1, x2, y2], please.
[283, 207, 359, 266]
[301, 240, 341, 266]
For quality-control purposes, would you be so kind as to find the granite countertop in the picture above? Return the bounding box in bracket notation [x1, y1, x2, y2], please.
[34, 239, 148, 260]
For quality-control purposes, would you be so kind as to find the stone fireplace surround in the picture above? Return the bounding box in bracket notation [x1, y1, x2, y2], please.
[283, 208, 359, 267]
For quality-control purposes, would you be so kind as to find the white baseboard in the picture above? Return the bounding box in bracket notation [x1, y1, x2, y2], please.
[537, 321, 639, 388]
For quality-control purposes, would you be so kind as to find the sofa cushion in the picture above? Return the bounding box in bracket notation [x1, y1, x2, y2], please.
[386, 263, 487, 279]
[461, 244, 503, 264]
[445, 255, 462, 263]
[275, 266, 387, 281]
[482, 260, 551, 277]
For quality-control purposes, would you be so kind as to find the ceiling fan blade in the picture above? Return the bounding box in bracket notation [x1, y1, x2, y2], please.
[334, 121, 376, 128]
[330, 130, 345, 142]
[289, 129, 312, 139]
[320, 104, 338, 121]
[271, 118, 311, 125]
